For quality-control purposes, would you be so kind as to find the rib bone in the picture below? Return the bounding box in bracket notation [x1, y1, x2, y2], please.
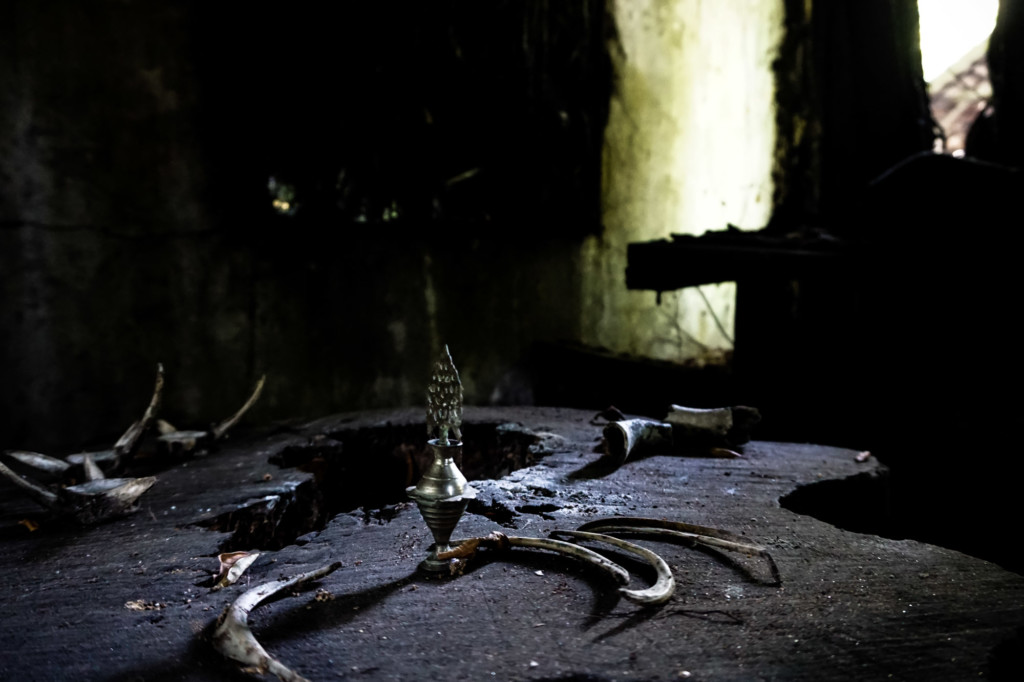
[551, 530, 675, 604]
[577, 516, 781, 585]
[159, 375, 267, 455]
[212, 562, 342, 681]
[113, 363, 165, 465]
[436, 532, 630, 586]
[211, 375, 267, 441]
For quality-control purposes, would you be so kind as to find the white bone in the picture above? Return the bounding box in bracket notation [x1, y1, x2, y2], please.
[212, 561, 341, 682]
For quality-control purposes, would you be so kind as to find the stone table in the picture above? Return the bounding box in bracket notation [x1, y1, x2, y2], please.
[1, 407, 1021, 681]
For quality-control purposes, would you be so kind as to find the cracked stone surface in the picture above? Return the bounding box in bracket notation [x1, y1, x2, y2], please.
[2, 406, 1023, 681]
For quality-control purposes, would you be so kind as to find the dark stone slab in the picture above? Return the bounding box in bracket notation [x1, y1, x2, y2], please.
[2, 407, 1021, 681]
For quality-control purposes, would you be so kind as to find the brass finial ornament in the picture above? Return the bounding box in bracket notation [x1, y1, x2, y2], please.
[427, 344, 463, 445]
[408, 345, 477, 572]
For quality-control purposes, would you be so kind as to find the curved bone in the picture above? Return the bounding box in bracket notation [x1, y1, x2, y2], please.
[437, 533, 630, 586]
[551, 530, 675, 605]
[1, 457, 155, 523]
[0, 365, 162, 522]
[114, 363, 165, 461]
[62, 364, 165, 476]
[508, 536, 631, 585]
[211, 375, 266, 441]
[160, 376, 266, 456]
[0, 460, 59, 508]
[577, 517, 781, 584]
[212, 561, 342, 681]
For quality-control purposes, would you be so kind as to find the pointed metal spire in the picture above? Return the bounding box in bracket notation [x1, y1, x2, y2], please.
[426, 344, 463, 445]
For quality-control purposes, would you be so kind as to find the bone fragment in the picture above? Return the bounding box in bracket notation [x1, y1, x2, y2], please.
[159, 375, 266, 456]
[157, 430, 208, 457]
[1, 458, 155, 523]
[213, 551, 261, 590]
[8, 448, 114, 485]
[212, 561, 342, 682]
[577, 516, 781, 585]
[66, 450, 117, 468]
[603, 418, 673, 462]
[212, 375, 267, 441]
[56, 448, 115, 481]
[59, 476, 157, 524]
[552, 530, 676, 605]
[507, 536, 631, 585]
[0, 460, 60, 508]
[0, 365, 162, 521]
[665, 406, 734, 435]
[437, 533, 630, 586]
[665, 404, 760, 445]
[3, 451, 71, 476]
[61, 365, 165, 477]
[113, 363, 165, 465]
[82, 454, 105, 482]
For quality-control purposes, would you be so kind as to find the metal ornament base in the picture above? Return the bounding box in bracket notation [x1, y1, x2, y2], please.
[416, 498, 475, 572]
[407, 439, 477, 573]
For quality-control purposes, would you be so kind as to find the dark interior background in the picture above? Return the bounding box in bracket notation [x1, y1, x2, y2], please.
[2, 1, 1022, 571]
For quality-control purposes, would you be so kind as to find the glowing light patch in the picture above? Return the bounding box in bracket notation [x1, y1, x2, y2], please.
[918, 0, 998, 82]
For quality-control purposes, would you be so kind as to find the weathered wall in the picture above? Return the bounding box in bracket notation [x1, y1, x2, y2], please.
[582, 0, 783, 363]
[0, 3, 585, 451]
[0, 3, 227, 448]
[1, 1, 784, 452]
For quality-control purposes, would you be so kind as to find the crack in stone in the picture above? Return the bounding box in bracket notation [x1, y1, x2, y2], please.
[197, 421, 550, 551]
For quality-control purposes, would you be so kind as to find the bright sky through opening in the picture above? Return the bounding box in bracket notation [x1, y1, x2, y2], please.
[918, 0, 999, 81]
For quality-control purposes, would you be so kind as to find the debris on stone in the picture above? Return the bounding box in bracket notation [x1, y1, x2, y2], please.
[158, 375, 266, 457]
[600, 403, 761, 462]
[213, 551, 261, 590]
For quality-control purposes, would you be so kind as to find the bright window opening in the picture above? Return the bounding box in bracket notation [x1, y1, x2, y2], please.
[918, 0, 999, 155]
[918, 0, 998, 82]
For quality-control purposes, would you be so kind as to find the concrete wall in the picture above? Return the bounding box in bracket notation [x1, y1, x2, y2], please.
[0, 3, 582, 451]
[1, 1, 782, 452]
